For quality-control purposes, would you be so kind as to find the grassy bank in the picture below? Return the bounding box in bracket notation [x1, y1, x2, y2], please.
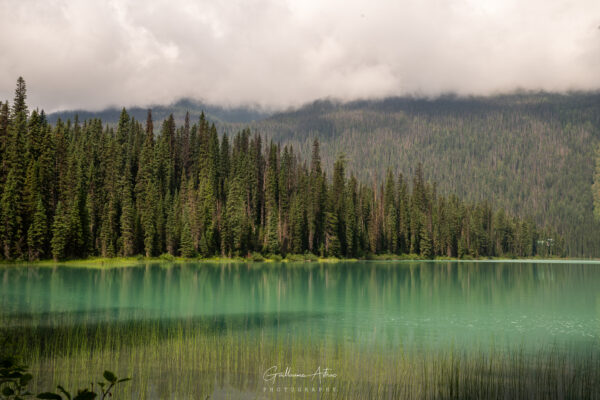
[0, 253, 581, 269]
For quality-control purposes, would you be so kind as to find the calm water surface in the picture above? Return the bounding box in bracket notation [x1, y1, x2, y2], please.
[2, 261, 599, 352]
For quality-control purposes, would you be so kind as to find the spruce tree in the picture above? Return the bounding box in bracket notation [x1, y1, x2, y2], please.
[225, 176, 248, 255]
[165, 191, 180, 256]
[309, 139, 325, 253]
[27, 195, 47, 260]
[420, 224, 433, 259]
[325, 184, 341, 257]
[0, 82, 556, 260]
[345, 175, 358, 257]
[180, 205, 195, 258]
[0, 78, 29, 259]
[332, 155, 347, 254]
[265, 142, 279, 254]
[383, 169, 398, 253]
[51, 201, 69, 261]
[136, 110, 157, 257]
[120, 177, 136, 256]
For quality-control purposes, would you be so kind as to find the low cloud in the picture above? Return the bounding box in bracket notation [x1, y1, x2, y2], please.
[0, 0, 599, 112]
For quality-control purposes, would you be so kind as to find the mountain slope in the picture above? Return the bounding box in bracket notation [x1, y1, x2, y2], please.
[244, 93, 600, 257]
[47, 98, 271, 125]
[46, 92, 600, 256]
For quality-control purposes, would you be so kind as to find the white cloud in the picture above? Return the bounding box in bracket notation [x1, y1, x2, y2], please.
[0, 0, 598, 111]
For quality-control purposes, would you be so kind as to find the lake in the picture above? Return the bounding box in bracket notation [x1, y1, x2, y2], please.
[2, 260, 600, 399]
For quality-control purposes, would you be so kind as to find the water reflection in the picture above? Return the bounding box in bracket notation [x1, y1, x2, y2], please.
[1, 261, 599, 351]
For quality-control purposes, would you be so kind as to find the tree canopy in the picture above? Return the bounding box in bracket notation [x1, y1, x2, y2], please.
[0, 78, 563, 261]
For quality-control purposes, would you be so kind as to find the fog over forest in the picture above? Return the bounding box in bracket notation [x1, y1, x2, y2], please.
[1, 0, 599, 112]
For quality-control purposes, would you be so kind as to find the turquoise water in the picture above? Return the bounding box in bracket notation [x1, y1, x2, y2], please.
[2, 261, 599, 353]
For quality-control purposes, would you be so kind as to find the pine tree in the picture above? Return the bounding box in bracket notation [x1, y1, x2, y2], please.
[593, 142, 600, 220]
[1, 167, 23, 259]
[27, 196, 47, 260]
[383, 169, 398, 253]
[325, 184, 341, 257]
[99, 195, 118, 258]
[0, 101, 9, 185]
[265, 142, 279, 254]
[278, 146, 292, 252]
[345, 175, 358, 257]
[225, 176, 248, 255]
[332, 155, 347, 254]
[420, 224, 433, 259]
[309, 139, 325, 253]
[0, 82, 556, 260]
[51, 201, 69, 261]
[136, 110, 157, 257]
[180, 205, 195, 258]
[397, 174, 410, 254]
[120, 176, 136, 257]
[0, 78, 29, 259]
[165, 191, 181, 256]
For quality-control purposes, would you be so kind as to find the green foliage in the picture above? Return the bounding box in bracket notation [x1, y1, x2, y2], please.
[593, 143, 600, 221]
[247, 94, 599, 256]
[266, 254, 282, 262]
[0, 353, 129, 400]
[0, 355, 33, 399]
[50, 202, 68, 261]
[179, 206, 195, 258]
[159, 253, 175, 261]
[27, 197, 47, 261]
[0, 78, 561, 261]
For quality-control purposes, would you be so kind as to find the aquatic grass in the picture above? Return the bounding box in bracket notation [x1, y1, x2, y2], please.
[2, 316, 600, 399]
[3, 261, 600, 399]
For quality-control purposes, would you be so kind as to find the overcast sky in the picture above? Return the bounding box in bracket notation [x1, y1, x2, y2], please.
[0, 0, 599, 112]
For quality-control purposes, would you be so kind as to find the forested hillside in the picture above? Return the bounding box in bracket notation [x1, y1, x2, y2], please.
[244, 94, 600, 257]
[0, 78, 560, 261]
[45, 90, 600, 257]
[47, 98, 270, 126]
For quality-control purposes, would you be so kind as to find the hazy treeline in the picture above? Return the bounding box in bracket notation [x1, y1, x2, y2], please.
[0, 78, 561, 261]
[247, 94, 600, 257]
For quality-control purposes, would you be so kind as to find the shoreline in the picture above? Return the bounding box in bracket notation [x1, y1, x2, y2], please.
[0, 254, 596, 268]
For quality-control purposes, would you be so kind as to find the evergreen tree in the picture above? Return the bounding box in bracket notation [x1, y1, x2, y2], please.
[383, 169, 398, 253]
[180, 205, 195, 258]
[165, 192, 180, 256]
[0, 78, 28, 258]
[225, 176, 248, 256]
[265, 142, 279, 253]
[27, 196, 47, 260]
[0, 101, 9, 185]
[0, 78, 558, 260]
[345, 175, 359, 257]
[136, 110, 157, 257]
[420, 224, 433, 259]
[120, 174, 136, 257]
[51, 201, 69, 261]
[309, 139, 325, 252]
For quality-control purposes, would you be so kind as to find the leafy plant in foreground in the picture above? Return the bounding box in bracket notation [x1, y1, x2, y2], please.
[0, 355, 129, 400]
[0, 355, 33, 399]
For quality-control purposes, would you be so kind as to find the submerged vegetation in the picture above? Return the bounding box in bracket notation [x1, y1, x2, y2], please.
[1, 316, 599, 399]
[2, 260, 599, 398]
[0, 78, 562, 263]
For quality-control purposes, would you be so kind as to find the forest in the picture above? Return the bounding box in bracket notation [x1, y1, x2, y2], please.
[55, 92, 599, 257]
[0, 78, 562, 261]
[245, 94, 600, 257]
